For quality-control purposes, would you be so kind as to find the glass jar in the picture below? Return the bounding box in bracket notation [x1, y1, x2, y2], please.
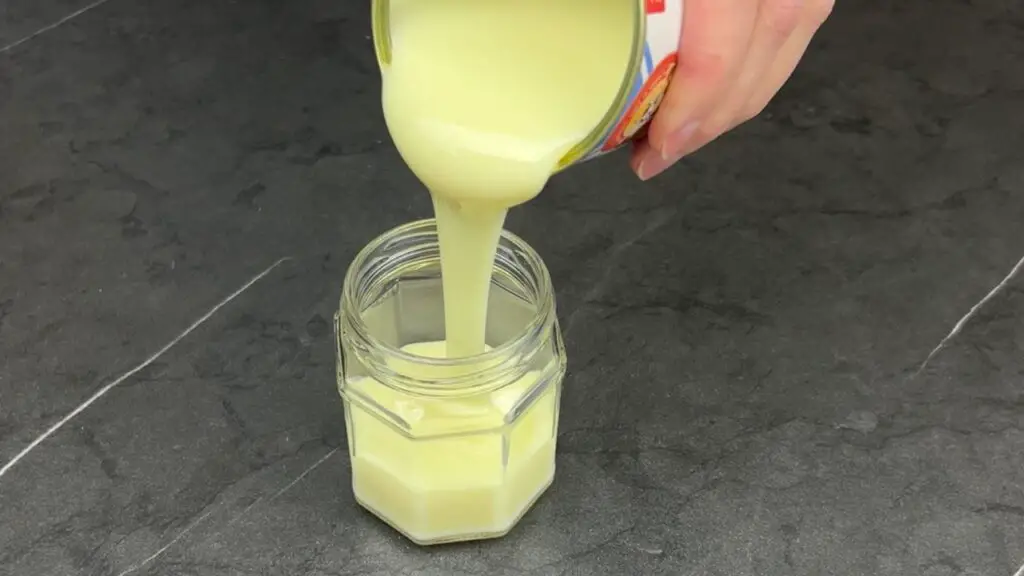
[335, 219, 566, 545]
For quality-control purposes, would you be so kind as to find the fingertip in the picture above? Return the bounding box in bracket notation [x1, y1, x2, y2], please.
[645, 51, 728, 157]
[630, 140, 653, 179]
[626, 139, 643, 174]
[632, 142, 683, 181]
[645, 78, 693, 154]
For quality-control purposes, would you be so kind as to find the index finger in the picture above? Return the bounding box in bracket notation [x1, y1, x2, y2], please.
[646, 0, 759, 158]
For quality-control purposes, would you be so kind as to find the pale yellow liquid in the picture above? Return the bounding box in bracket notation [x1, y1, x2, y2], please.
[348, 342, 559, 544]
[353, 0, 634, 542]
[383, 0, 634, 357]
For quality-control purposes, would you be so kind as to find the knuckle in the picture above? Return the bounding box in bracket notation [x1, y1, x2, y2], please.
[806, 0, 836, 26]
[676, 49, 729, 88]
[740, 98, 771, 122]
[762, 0, 804, 37]
[702, 114, 731, 138]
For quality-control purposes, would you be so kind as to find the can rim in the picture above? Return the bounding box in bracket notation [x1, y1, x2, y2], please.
[556, 0, 646, 170]
[338, 218, 558, 398]
[370, 0, 646, 171]
[371, 0, 391, 66]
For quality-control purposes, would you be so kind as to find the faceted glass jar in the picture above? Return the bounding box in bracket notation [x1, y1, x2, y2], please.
[335, 219, 566, 545]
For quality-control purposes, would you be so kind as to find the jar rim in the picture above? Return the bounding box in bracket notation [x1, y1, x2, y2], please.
[340, 218, 554, 379]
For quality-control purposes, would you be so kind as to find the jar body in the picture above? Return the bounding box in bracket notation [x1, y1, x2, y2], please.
[336, 220, 565, 545]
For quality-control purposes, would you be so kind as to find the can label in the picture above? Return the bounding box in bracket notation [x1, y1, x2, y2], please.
[577, 0, 683, 163]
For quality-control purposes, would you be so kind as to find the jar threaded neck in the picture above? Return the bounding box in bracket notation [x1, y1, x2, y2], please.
[338, 219, 557, 397]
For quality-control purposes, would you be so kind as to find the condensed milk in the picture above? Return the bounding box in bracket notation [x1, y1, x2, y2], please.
[336, 221, 565, 544]
[337, 0, 684, 544]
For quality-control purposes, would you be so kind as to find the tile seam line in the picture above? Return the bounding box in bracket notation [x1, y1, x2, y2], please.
[0, 257, 292, 481]
[0, 0, 119, 55]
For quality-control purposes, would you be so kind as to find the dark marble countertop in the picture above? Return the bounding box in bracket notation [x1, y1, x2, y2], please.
[2, 0, 1022, 575]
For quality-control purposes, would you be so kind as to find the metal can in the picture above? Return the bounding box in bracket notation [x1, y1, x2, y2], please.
[558, 0, 684, 169]
[370, 0, 684, 172]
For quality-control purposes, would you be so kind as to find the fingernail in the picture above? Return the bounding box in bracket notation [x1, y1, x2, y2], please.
[661, 121, 700, 160]
[638, 149, 685, 181]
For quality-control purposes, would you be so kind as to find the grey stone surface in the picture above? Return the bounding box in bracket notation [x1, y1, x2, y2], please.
[1, 0, 1023, 574]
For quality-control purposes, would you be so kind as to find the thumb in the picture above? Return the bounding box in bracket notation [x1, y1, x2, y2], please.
[646, 0, 758, 160]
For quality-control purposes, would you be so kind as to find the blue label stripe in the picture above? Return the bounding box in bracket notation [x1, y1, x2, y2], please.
[630, 71, 643, 102]
[643, 42, 654, 76]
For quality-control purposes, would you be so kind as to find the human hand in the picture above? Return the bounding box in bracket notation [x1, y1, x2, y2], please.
[631, 0, 835, 180]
